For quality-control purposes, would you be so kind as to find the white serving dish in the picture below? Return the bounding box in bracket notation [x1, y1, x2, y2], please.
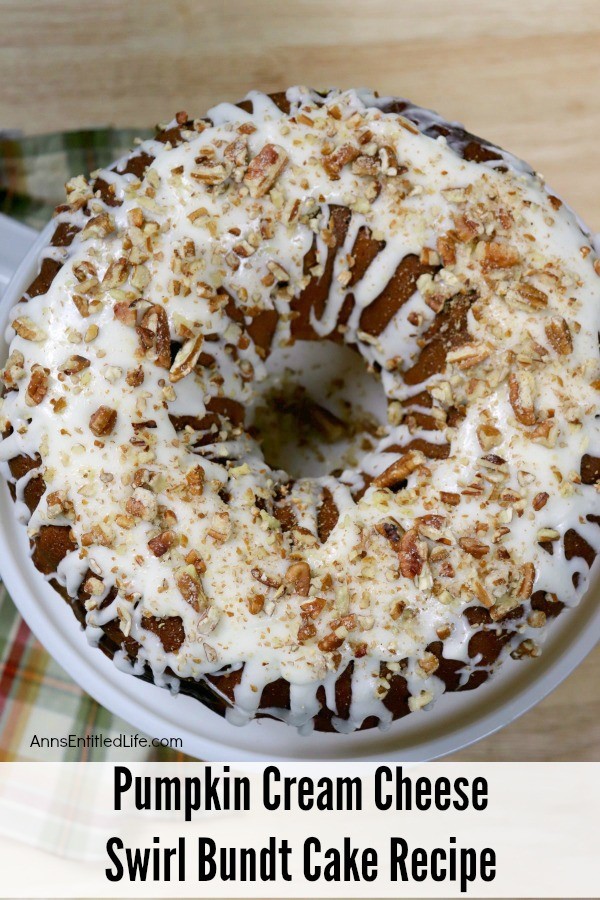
[0, 214, 598, 762]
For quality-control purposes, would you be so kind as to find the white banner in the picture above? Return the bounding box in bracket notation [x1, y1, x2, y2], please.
[0, 762, 597, 898]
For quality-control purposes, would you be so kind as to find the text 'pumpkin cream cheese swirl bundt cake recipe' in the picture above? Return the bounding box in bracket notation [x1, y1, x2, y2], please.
[1, 88, 599, 734]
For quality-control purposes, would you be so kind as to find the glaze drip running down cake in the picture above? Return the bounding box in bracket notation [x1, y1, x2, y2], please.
[1, 88, 599, 733]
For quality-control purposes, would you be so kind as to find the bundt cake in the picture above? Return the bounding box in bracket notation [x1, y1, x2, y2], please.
[1, 87, 599, 733]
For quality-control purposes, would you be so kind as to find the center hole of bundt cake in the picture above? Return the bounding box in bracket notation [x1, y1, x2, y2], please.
[248, 341, 387, 479]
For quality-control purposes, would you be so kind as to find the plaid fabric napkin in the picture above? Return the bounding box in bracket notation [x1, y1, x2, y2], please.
[0, 127, 190, 764]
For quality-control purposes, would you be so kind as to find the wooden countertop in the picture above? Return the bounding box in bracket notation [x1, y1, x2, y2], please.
[1, 0, 598, 760]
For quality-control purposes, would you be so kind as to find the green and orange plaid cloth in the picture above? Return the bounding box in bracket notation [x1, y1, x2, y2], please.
[0, 127, 191, 763]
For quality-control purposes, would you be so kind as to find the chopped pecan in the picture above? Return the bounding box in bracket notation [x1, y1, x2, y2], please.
[148, 530, 175, 557]
[176, 567, 207, 613]
[372, 450, 424, 489]
[545, 317, 573, 355]
[318, 632, 344, 652]
[285, 561, 311, 596]
[126, 365, 145, 387]
[528, 419, 558, 448]
[126, 486, 157, 521]
[71, 294, 90, 317]
[191, 158, 232, 185]
[458, 536, 489, 558]
[517, 562, 535, 599]
[81, 212, 114, 240]
[114, 300, 137, 326]
[207, 511, 231, 543]
[12, 316, 46, 342]
[508, 371, 536, 426]
[352, 155, 380, 177]
[251, 567, 281, 589]
[446, 342, 491, 369]
[83, 576, 105, 596]
[399, 528, 427, 579]
[81, 524, 113, 547]
[243, 144, 288, 198]
[477, 423, 502, 451]
[418, 652, 440, 675]
[46, 490, 72, 519]
[139, 304, 171, 369]
[59, 354, 90, 376]
[511, 639, 540, 659]
[185, 465, 205, 496]
[1, 349, 25, 387]
[300, 597, 326, 619]
[513, 283, 548, 309]
[101, 257, 129, 290]
[482, 240, 520, 269]
[375, 519, 405, 547]
[532, 491, 549, 511]
[437, 234, 456, 267]
[298, 621, 317, 642]
[247, 594, 265, 615]
[390, 599, 406, 620]
[224, 136, 248, 170]
[89, 405, 117, 436]
[490, 594, 521, 622]
[169, 334, 203, 383]
[322, 143, 360, 179]
[184, 549, 206, 576]
[440, 491, 460, 506]
[25, 365, 50, 406]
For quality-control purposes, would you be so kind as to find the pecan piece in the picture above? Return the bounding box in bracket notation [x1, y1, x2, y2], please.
[81, 212, 114, 240]
[399, 528, 427, 579]
[12, 316, 46, 342]
[458, 536, 489, 559]
[322, 143, 360, 179]
[148, 530, 175, 557]
[513, 283, 548, 309]
[437, 234, 456, 267]
[247, 594, 265, 615]
[191, 158, 232, 185]
[517, 562, 535, 599]
[545, 317, 573, 355]
[446, 342, 491, 369]
[284, 561, 311, 597]
[298, 621, 317, 643]
[126, 486, 157, 521]
[139, 304, 171, 369]
[1, 349, 25, 387]
[300, 597, 326, 619]
[532, 491, 549, 511]
[440, 491, 460, 506]
[375, 519, 404, 548]
[59, 354, 90, 376]
[101, 257, 129, 290]
[176, 567, 207, 613]
[243, 144, 288, 198]
[114, 301, 137, 326]
[318, 632, 344, 652]
[477, 423, 502, 451]
[25, 365, 50, 406]
[169, 334, 203, 383]
[89, 405, 117, 436]
[372, 450, 424, 489]
[251, 567, 281, 589]
[508, 371, 536, 426]
[482, 240, 520, 269]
